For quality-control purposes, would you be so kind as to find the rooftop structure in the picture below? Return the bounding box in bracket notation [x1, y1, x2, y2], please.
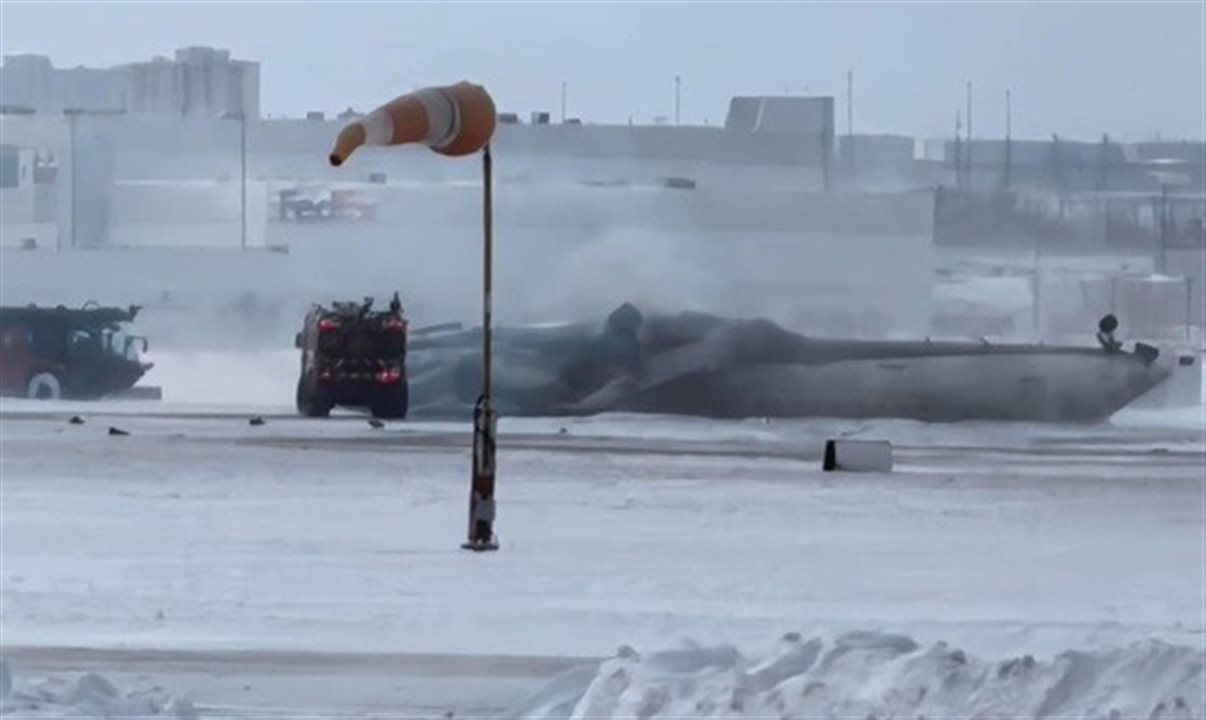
[0, 47, 259, 118]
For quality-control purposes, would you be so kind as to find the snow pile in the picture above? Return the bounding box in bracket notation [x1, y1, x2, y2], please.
[514, 632, 1205, 719]
[0, 660, 196, 719]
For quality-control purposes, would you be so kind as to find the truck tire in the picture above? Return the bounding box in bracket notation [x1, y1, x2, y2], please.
[296, 377, 333, 418]
[371, 383, 409, 420]
[27, 372, 62, 400]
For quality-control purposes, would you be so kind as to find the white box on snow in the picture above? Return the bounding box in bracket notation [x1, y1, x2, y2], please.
[823, 439, 893, 473]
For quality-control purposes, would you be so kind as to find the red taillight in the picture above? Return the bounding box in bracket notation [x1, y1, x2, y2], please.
[318, 318, 340, 332]
[374, 368, 403, 384]
[318, 369, 332, 382]
[383, 318, 407, 332]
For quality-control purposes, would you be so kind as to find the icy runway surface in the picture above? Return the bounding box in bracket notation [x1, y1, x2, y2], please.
[1, 398, 1203, 715]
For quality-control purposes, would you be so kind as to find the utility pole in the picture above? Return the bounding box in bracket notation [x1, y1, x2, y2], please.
[954, 110, 963, 195]
[1097, 132, 1110, 193]
[1051, 133, 1066, 219]
[225, 111, 248, 250]
[67, 111, 77, 250]
[846, 70, 854, 176]
[1003, 89, 1012, 192]
[1185, 277, 1193, 342]
[1158, 182, 1170, 275]
[965, 81, 973, 194]
[674, 75, 681, 126]
[1032, 237, 1042, 339]
[821, 111, 831, 192]
[560, 81, 567, 123]
[239, 113, 247, 252]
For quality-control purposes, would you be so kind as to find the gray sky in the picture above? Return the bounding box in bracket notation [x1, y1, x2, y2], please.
[2, 1, 1203, 142]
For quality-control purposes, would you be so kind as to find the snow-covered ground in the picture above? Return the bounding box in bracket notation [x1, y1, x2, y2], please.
[1, 660, 199, 719]
[1, 387, 1203, 716]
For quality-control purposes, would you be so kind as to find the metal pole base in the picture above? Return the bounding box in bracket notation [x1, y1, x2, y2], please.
[460, 539, 500, 553]
[463, 395, 497, 551]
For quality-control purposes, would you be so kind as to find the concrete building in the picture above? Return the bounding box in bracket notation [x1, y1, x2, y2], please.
[0, 92, 852, 256]
[833, 134, 930, 189]
[0, 91, 841, 197]
[0, 91, 935, 340]
[1135, 140, 1206, 164]
[0, 47, 259, 118]
[725, 96, 834, 183]
[839, 134, 915, 167]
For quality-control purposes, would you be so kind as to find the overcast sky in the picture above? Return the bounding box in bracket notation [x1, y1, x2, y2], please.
[2, 1, 1202, 142]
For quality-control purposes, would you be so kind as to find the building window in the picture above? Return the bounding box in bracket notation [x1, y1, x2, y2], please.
[0, 152, 19, 188]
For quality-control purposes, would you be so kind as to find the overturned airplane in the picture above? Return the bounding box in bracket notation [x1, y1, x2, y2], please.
[407, 305, 1173, 422]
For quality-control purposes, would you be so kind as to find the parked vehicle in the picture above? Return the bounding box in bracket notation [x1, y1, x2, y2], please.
[0, 303, 152, 400]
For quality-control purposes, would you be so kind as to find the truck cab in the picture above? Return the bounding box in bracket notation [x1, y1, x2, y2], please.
[295, 294, 409, 419]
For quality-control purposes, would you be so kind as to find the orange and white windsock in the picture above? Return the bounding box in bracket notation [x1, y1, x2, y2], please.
[329, 82, 496, 166]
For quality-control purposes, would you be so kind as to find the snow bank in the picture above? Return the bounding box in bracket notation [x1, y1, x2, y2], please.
[0, 660, 196, 719]
[514, 632, 1204, 719]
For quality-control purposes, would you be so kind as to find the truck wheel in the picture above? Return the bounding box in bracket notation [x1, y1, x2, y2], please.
[296, 377, 333, 418]
[27, 372, 62, 400]
[371, 383, 409, 420]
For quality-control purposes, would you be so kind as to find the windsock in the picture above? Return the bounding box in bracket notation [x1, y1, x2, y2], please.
[329, 82, 496, 166]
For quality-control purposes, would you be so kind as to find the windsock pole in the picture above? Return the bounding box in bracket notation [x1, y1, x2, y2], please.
[464, 145, 499, 552]
[325, 82, 500, 551]
[483, 145, 493, 404]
